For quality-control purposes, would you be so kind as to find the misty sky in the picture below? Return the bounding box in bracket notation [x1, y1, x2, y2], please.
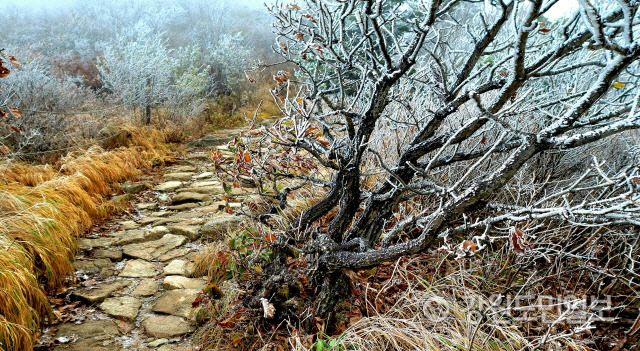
[1, 0, 580, 17]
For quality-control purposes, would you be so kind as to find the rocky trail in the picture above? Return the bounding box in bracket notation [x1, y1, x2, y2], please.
[35, 131, 251, 351]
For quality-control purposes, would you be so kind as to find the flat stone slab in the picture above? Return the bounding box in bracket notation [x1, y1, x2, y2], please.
[136, 203, 158, 210]
[77, 237, 116, 249]
[74, 259, 113, 273]
[54, 338, 123, 351]
[120, 220, 140, 230]
[71, 280, 132, 303]
[147, 338, 169, 348]
[167, 225, 200, 240]
[171, 192, 211, 204]
[121, 182, 150, 194]
[167, 203, 199, 211]
[152, 289, 200, 319]
[113, 226, 169, 246]
[176, 186, 220, 194]
[142, 316, 193, 338]
[163, 276, 207, 290]
[136, 218, 157, 226]
[166, 165, 197, 173]
[193, 172, 213, 179]
[163, 259, 194, 276]
[119, 259, 158, 277]
[191, 180, 220, 188]
[99, 296, 141, 321]
[201, 216, 241, 235]
[111, 194, 133, 204]
[158, 247, 191, 262]
[94, 249, 123, 261]
[186, 152, 209, 160]
[122, 234, 186, 261]
[55, 320, 120, 339]
[155, 181, 183, 192]
[132, 278, 161, 297]
[164, 172, 194, 181]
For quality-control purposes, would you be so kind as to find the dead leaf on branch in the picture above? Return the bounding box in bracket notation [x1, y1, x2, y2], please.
[509, 226, 530, 255]
[260, 297, 275, 318]
[0, 65, 10, 78]
[459, 240, 477, 254]
[8, 107, 22, 118]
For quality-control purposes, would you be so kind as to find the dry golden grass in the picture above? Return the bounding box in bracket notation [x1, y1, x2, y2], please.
[288, 279, 591, 351]
[0, 126, 175, 351]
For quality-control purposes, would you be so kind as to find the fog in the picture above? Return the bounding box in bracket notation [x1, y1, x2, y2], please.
[0, 0, 277, 157]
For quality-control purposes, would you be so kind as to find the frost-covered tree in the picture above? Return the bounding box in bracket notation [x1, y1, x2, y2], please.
[217, 0, 640, 331]
[98, 22, 177, 123]
[98, 22, 210, 123]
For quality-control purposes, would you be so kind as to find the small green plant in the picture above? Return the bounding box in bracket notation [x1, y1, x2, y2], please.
[313, 333, 350, 351]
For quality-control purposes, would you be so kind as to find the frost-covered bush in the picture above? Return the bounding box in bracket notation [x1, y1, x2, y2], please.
[98, 22, 209, 121]
[205, 33, 253, 95]
[1, 56, 96, 111]
[0, 55, 107, 158]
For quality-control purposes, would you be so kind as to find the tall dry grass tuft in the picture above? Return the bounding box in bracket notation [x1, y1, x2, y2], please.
[327, 285, 529, 350]
[0, 126, 175, 351]
[292, 275, 591, 351]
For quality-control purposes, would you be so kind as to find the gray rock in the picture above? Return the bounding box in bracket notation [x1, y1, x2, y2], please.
[191, 180, 220, 188]
[54, 339, 122, 351]
[55, 320, 120, 339]
[99, 296, 141, 321]
[120, 220, 139, 230]
[167, 165, 197, 173]
[132, 279, 161, 297]
[147, 338, 169, 347]
[164, 172, 194, 181]
[111, 194, 133, 204]
[136, 202, 158, 210]
[199, 204, 224, 214]
[152, 289, 200, 319]
[155, 181, 183, 192]
[77, 237, 116, 249]
[171, 192, 211, 204]
[193, 172, 213, 179]
[94, 249, 123, 261]
[152, 218, 175, 226]
[142, 316, 193, 338]
[113, 226, 169, 246]
[119, 259, 158, 277]
[122, 234, 186, 261]
[74, 259, 112, 273]
[71, 280, 132, 303]
[176, 186, 222, 194]
[201, 215, 241, 235]
[121, 182, 150, 194]
[163, 259, 195, 276]
[157, 193, 170, 203]
[138, 217, 163, 226]
[163, 276, 207, 290]
[157, 247, 191, 262]
[167, 225, 200, 240]
[167, 203, 200, 211]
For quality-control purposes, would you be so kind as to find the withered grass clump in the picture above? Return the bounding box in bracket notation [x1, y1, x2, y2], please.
[328, 281, 590, 351]
[0, 126, 175, 351]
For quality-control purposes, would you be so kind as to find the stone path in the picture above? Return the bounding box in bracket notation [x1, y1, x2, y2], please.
[36, 131, 251, 350]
